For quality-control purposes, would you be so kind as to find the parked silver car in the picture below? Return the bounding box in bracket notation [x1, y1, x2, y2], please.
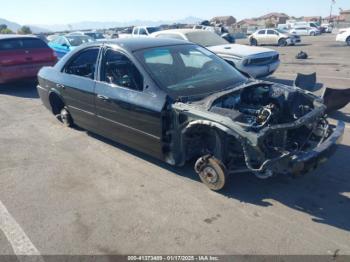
[249, 29, 300, 46]
[152, 29, 280, 78]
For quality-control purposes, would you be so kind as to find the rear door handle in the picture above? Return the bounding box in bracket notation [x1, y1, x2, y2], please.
[97, 94, 110, 101]
[56, 84, 65, 89]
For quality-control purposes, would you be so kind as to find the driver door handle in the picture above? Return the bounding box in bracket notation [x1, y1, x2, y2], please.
[97, 94, 110, 101]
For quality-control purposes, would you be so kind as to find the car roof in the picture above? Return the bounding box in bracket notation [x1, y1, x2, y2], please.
[92, 37, 191, 52]
[0, 34, 39, 40]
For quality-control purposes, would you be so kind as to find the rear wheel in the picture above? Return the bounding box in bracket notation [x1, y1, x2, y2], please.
[278, 38, 287, 47]
[250, 38, 258, 46]
[310, 32, 316, 36]
[195, 156, 227, 191]
[346, 37, 350, 46]
[60, 107, 73, 127]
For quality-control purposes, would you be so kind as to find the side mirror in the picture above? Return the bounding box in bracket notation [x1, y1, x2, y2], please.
[62, 43, 69, 49]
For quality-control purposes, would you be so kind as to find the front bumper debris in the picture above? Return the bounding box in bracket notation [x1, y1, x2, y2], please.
[289, 121, 345, 174]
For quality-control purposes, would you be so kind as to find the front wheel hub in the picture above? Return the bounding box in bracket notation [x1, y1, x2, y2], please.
[202, 166, 219, 184]
[195, 156, 227, 191]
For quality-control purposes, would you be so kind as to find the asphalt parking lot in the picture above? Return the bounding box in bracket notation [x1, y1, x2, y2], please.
[0, 34, 350, 256]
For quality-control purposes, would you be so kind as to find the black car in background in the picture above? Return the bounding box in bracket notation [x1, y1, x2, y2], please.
[37, 38, 344, 191]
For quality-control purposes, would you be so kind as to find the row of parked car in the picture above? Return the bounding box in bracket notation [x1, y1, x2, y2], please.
[44, 28, 282, 79]
[2, 24, 349, 85]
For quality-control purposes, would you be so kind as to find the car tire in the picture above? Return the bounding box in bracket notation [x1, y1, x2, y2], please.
[195, 156, 227, 191]
[346, 37, 350, 46]
[278, 38, 287, 47]
[250, 38, 258, 46]
[310, 32, 316, 36]
[60, 107, 73, 127]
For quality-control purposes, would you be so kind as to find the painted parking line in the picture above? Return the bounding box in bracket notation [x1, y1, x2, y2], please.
[0, 200, 43, 261]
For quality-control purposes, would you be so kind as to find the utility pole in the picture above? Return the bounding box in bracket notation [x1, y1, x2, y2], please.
[329, 0, 335, 22]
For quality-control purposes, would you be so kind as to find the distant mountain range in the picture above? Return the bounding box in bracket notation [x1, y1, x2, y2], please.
[0, 18, 51, 33]
[0, 16, 203, 33]
[30, 16, 203, 32]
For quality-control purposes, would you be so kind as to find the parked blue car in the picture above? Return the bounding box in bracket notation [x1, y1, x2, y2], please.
[48, 35, 94, 59]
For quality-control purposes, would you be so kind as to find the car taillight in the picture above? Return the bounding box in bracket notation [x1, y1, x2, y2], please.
[51, 51, 58, 62]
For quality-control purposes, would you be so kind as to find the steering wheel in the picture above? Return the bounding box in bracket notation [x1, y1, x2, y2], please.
[200, 61, 222, 74]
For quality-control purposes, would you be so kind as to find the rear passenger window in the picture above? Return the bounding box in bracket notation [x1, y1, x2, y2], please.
[64, 48, 99, 79]
[133, 28, 139, 35]
[139, 28, 148, 35]
[0, 38, 48, 51]
[0, 39, 21, 50]
[258, 30, 266, 34]
[267, 30, 276, 35]
[22, 39, 48, 49]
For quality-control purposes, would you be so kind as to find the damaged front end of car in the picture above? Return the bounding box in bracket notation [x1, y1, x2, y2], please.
[167, 81, 344, 190]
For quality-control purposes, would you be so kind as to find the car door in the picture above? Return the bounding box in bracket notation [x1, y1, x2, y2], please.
[94, 48, 165, 159]
[266, 30, 278, 45]
[299, 28, 307, 35]
[58, 47, 100, 129]
[257, 30, 267, 44]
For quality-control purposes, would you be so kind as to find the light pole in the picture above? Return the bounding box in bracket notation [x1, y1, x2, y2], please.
[329, 0, 335, 23]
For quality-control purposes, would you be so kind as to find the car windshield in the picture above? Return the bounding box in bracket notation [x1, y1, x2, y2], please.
[66, 35, 94, 46]
[135, 44, 247, 98]
[185, 31, 228, 47]
[147, 27, 161, 34]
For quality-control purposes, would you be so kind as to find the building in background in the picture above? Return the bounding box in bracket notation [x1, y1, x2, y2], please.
[255, 12, 290, 27]
[340, 10, 350, 22]
[210, 16, 237, 26]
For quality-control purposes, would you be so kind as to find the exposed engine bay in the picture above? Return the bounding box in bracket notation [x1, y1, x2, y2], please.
[210, 84, 317, 131]
[171, 81, 344, 190]
[205, 83, 334, 175]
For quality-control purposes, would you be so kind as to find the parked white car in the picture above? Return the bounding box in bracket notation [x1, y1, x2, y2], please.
[321, 23, 333, 33]
[289, 27, 320, 36]
[336, 28, 350, 46]
[249, 29, 301, 46]
[132, 26, 161, 37]
[152, 29, 280, 78]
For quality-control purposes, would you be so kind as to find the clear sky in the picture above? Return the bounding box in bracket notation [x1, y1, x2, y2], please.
[2, 0, 350, 25]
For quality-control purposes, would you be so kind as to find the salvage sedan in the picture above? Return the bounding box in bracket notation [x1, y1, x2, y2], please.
[37, 38, 344, 191]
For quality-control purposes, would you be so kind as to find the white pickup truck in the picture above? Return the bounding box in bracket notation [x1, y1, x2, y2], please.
[132, 26, 161, 37]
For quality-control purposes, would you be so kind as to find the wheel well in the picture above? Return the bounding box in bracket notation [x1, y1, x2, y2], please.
[182, 124, 245, 167]
[183, 125, 222, 162]
[49, 92, 65, 115]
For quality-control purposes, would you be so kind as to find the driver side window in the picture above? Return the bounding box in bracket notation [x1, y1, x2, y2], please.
[139, 28, 148, 35]
[101, 49, 143, 91]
